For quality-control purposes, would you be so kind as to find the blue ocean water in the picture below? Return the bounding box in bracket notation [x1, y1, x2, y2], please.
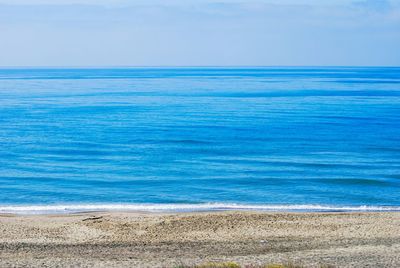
[0, 67, 400, 213]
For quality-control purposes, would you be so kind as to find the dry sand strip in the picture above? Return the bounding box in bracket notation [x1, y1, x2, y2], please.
[0, 211, 400, 268]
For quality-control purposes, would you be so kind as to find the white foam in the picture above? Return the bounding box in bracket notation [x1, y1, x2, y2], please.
[0, 203, 399, 214]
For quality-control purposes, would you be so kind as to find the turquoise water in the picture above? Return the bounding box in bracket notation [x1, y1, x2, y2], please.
[0, 67, 400, 213]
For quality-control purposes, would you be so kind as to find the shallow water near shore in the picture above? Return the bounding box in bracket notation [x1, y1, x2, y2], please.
[0, 67, 399, 213]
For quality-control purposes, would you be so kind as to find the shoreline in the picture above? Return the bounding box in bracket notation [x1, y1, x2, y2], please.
[1, 211, 400, 267]
[1, 203, 400, 215]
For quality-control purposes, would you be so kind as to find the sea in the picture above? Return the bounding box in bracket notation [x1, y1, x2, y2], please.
[0, 67, 399, 214]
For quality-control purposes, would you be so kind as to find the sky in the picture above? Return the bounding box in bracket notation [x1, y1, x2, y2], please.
[0, 0, 399, 66]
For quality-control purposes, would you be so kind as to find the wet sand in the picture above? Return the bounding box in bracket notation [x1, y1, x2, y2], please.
[0, 211, 399, 267]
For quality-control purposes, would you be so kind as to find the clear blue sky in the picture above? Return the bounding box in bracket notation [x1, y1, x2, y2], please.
[0, 0, 399, 66]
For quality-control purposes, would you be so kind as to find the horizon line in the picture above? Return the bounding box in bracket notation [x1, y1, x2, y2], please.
[1, 65, 400, 69]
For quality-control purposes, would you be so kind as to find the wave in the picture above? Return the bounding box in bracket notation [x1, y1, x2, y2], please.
[1, 203, 400, 214]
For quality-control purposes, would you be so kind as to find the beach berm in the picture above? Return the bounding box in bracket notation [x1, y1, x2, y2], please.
[0, 211, 399, 267]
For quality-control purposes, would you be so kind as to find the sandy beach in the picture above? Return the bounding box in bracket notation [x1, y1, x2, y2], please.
[0, 211, 399, 267]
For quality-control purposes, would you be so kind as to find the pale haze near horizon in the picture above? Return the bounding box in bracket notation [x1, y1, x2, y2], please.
[0, 0, 399, 67]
